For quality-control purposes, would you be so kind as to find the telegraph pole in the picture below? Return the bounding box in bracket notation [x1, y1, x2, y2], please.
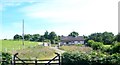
[22, 19, 24, 46]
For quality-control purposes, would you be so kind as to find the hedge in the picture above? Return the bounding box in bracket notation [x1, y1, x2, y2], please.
[62, 51, 120, 65]
[1, 52, 12, 65]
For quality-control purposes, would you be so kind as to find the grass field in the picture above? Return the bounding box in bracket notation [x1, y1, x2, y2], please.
[0, 40, 56, 59]
[59, 45, 93, 53]
[0, 40, 40, 53]
[13, 46, 56, 60]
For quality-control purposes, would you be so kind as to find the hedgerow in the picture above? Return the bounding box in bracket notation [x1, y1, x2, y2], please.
[1, 52, 12, 65]
[62, 51, 120, 65]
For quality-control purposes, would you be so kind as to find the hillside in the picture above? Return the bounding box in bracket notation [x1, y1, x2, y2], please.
[0, 40, 56, 59]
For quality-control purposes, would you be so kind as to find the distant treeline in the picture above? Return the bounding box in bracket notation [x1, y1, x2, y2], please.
[84, 32, 120, 45]
[13, 31, 120, 44]
[13, 31, 60, 44]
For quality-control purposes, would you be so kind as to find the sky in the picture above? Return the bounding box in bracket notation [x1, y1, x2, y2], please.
[0, 0, 120, 39]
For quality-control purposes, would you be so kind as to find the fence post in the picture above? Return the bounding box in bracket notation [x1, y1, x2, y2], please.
[13, 53, 18, 65]
[58, 54, 60, 65]
[13, 54, 15, 65]
[55, 53, 61, 65]
[35, 59, 37, 65]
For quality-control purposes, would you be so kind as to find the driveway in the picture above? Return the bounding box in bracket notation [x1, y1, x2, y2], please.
[50, 46, 65, 55]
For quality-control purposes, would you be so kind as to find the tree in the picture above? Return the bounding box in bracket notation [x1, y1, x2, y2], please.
[49, 31, 57, 44]
[102, 32, 114, 44]
[38, 35, 45, 42]
[13, 34, 22, 40]
[44, 31, 49, 39]
[30, 34, 40, 41]
[87, 32, 115, 45]
[24, 34, 31, 41]
[88, 33, 103, 42]
[68, 31, 79, 37]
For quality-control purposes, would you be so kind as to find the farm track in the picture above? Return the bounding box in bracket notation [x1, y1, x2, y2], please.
[49, 46, 66, 55]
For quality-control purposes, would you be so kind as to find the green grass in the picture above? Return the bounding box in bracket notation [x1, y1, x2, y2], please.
[59, 45, 93, 53]
[0, 40, 55, 59]
[13, 46, 55, 60]
[0, 40, 40, 53]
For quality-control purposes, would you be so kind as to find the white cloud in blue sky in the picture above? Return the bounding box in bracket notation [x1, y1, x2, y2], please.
[1, 0, 120, 39]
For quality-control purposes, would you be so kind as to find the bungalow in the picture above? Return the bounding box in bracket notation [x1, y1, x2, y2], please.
[60, 36, 85, 45]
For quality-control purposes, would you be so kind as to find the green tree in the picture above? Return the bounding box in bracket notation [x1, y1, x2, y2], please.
[87, 32, 114, 44]
[44, 31, 49, 39]
[49, 31, 57, 44]
[24, 34, 31, 41]
[13, 34, 22, 40]
[38, 35, 45, 42]
[88, 33, 103, 42]
[30, 34, 40, 41]
[68, 31, 79, 37]
[102, 32, 114, 44]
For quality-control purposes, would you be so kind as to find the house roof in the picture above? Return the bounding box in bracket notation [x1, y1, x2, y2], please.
[60, 36, 84, 42]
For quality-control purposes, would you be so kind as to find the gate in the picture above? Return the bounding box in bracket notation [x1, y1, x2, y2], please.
[12, 53, 61, 65]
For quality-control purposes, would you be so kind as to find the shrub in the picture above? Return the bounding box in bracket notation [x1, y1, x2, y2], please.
[61, 51, 120, 65]
[111, 43, 120, 53]
[101, 46, 111, 53]
[87, 40, 95, 47]
[87, 40, 103, 50]
[62, 51, 89, 65]
[1, 52, 12, 65]
[91, 42, 103, 50]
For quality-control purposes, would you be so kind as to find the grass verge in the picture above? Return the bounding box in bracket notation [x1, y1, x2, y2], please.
[59, 45, 92, 53]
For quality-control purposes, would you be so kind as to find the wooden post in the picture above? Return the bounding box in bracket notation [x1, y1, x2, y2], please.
[61, 56, 63, 65]
[13, 53, 18, 65]
[13, 54, 16, 65]
[58, 54, 60, 65]
[55, 53, 61, 65]
[35, 60, 37, 65]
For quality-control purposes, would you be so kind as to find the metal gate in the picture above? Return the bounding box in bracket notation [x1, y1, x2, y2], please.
[12, 53, 61, 65]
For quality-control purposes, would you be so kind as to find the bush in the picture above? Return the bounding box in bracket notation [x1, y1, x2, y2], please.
[62, 51, 89, 65]
[62, 51, 120, 65]
[101, 46, 111, 53]
[1, 52, 12, 65]
[111, 43, 120, 53]
[87, 40, 95, 47]
[91, 42, 103, 50]
[87, 40, 103, 50]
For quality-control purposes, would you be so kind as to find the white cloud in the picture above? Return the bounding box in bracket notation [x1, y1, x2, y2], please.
[20, 0, 90, 22]
[19, 0, 118, 34]
[1, 0, 42, 11]
[2, 0, 41, 3]
[1, 0, 119, 39]
[20, 0, 118, 23]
